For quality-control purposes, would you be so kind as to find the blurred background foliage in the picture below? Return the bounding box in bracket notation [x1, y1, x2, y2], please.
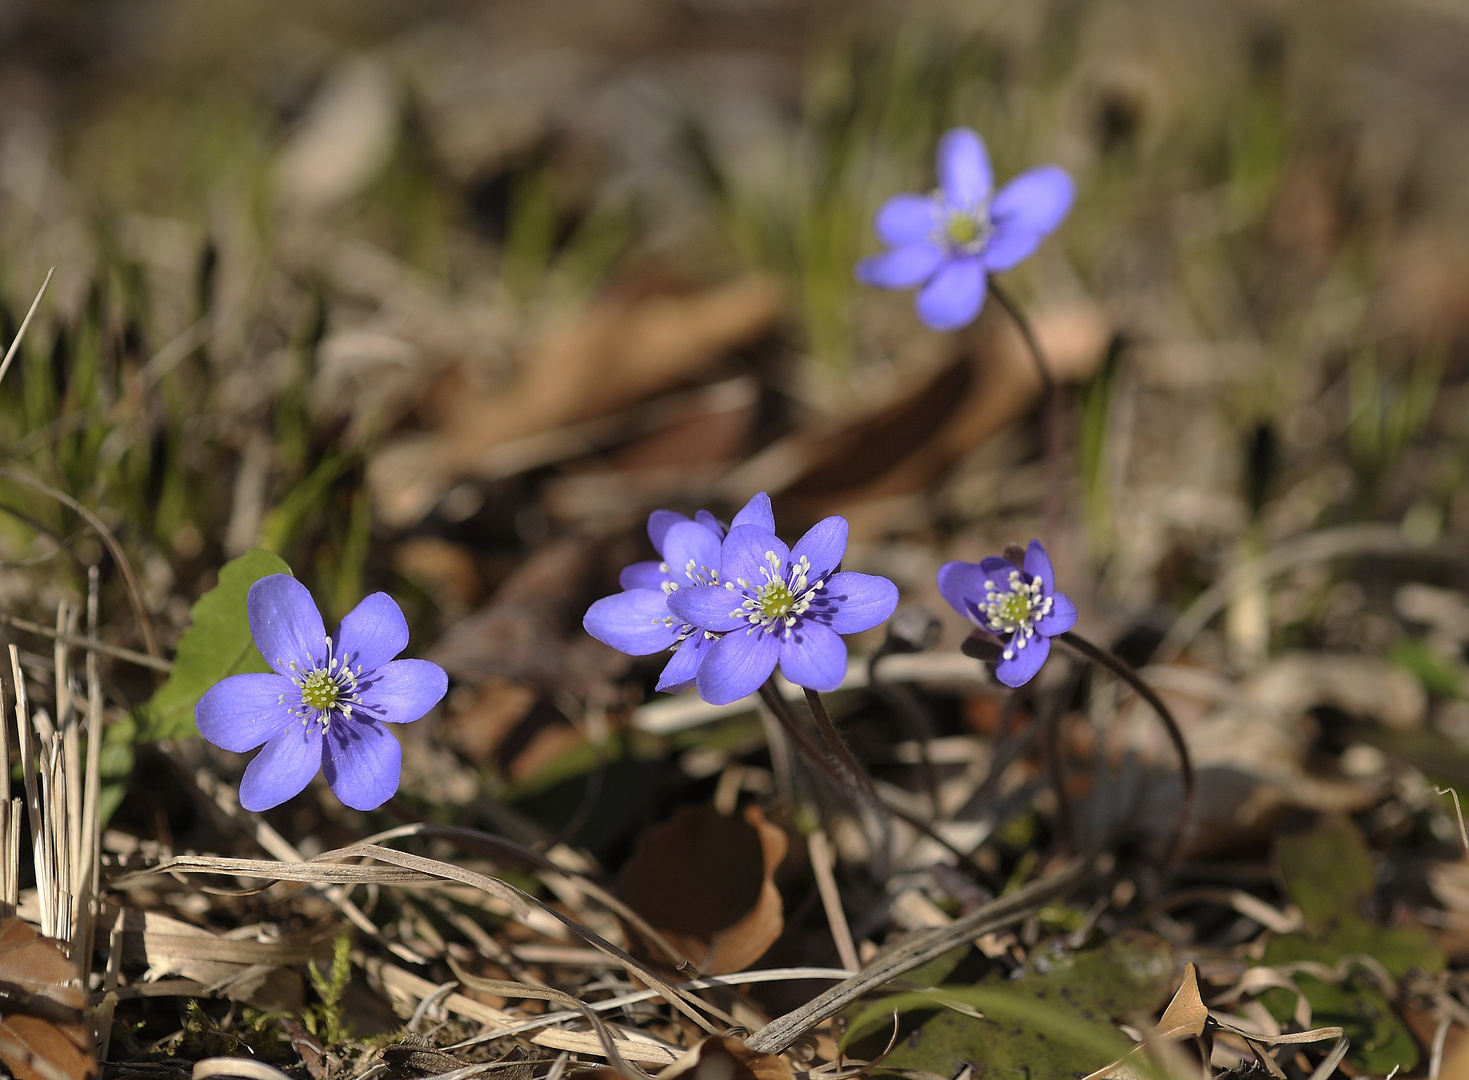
[0, 0, 1465, 745]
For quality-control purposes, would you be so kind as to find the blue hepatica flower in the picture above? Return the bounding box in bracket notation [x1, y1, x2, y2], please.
[937, 540, 1077, 688]
[196, 575, 448, 812]
[856, 127, 1075, 331]
[583, 494, 776, 693]
[666, 504, 899, 705]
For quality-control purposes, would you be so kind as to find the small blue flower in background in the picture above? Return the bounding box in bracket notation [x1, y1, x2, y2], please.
[196, 575, 447, 812]
[937, 540, 1076, 688]
[856, 127, 1075, 331]
[667, 503, 899, 705]
[583, 494, 776, 692]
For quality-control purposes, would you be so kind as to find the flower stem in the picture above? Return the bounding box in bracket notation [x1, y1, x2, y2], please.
[987, 280, 1063, 545]
[1057, 631, 1195, 882]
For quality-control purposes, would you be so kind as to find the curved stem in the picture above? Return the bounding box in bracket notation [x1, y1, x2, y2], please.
[987, 278, 1053, 395]
[1057, 631, 1194, 882]
[988, 279, 1063, 546]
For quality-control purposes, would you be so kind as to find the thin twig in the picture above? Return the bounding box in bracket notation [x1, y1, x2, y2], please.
[0, 611, 171, 672]
[1058, 631, 1194, 882]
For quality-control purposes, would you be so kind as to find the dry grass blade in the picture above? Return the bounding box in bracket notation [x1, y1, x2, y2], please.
[191, 1060, 295, 1080]
[0, 268, 54, 391]
[0, 613, 171, 673]
[120, 842, 724, 1034]
[449, 968, 852, 1050]
[360, 822, 695, 969]
[338, 843, 721, 1034]
[745, 856, 1095, 1054]
[448, 958, 655, 1080]
[0, 471, 160, 662]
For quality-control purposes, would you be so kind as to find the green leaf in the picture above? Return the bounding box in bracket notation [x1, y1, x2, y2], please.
[137, 549, 292, 741]
[845, 930, 1174, 1079]
[1263, 818, 1445, 1074]
[1275, 816, 1375, 930]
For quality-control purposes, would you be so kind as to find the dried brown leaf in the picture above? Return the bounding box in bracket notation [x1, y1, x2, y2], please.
[617, 804, 787, 975]
[0, 917, 97, 1080]
[369, 275, 784, 526]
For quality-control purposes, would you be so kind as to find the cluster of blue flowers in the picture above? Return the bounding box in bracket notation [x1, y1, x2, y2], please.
[195, 125, 1079, 813]
[585, 494, 1075, 697]
[584, 493, 900, 705]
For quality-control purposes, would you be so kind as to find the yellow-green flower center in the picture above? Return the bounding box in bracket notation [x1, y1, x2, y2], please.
[945, 212, 984, 246]
[995, 590, 1034, 627]
[730, 551, 825, 636]
[759, 581, 796, 619]
[301, 669, 340, 711]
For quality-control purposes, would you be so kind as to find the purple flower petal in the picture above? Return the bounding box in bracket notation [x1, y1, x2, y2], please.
[239, 724, 324, 812]
[730, 492, 775, 533]
[994, 633, 1050, 688]
[656, 631, 713, 693]
[991, 166, 1074, 238]
[695, 510, 725, 538]
[915, 257, 986, 331]
[583, 590, 682, 655]
[1034, 591, 1078, 637]
[667, 584, 746, 633]
[662, 521, 723, 586]
[979, 225, 1044, 273]
[1023, 540, 1055, 594]
[696, 629, 781, 706]
[249, 574, 327, 677]
[196, 672, 295, 752]
[356, 659, 448, 724]
[937, 128, 993, 210]
[937, 561, 989, 619]
[875, 194, 940, 245]
[648, 509, 690, 552]
[856, 244, 945, 289]
[334, 592, 409, 674]
[819, 572, 899, 634]
[791, 516, 848, 581]
[619, 561, 668, 591]
[720, 526, 790, 594]
[323, 719, 402, 811]
[779, 623, 847, 691]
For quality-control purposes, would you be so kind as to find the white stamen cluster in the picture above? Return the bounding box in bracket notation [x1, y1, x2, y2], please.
[279, 635, 365, 734]
[653, 558, 720, 636]
[727, 551, 823, 638]
[980, 570, 1054, 661]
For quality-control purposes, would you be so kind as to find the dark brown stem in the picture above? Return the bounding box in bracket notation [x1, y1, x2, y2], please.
[1057, 631, 1194, 883]
[757, 682, 891, 837]
[987, 278, 1053, 396]
[988, 279, 1063, 546]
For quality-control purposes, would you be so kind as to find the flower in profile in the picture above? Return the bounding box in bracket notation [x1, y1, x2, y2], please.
[856, 127, 1075, 331]
[583, 494, 776, 692]
[196, 575, 447, 812]
[667, 506, 899, 705]
[937, 540, 1076, 687]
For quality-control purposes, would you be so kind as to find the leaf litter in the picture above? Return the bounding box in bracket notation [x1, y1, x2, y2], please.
[2, 1, 1469, 1079]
